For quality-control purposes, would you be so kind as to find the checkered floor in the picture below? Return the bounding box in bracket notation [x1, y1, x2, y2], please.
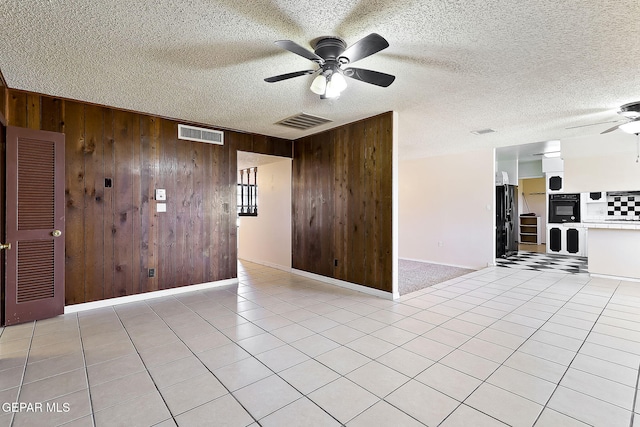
[496, 251, 588, 274]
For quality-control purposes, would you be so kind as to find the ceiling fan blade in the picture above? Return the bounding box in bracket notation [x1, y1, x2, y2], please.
[264, 70, 315, 83]
[566, 119, 621, 130]
[274, 40, 323, 63]
[340, 33, 389, 64]
[343, 67, 395, 87]
[601, 117, 640, 134]
[601, 123, 623, 134]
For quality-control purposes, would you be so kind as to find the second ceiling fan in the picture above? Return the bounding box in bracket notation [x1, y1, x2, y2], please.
[601, 101, 640, 134]
[265, 33, 395, 99]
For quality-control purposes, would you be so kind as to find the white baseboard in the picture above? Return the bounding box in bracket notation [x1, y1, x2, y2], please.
[589, 273, 640, 283]
[291, 268, 398, 300]
[238, 258, 292, 273]
[64, 278, 239, 314]
[399, 257, 479, 271]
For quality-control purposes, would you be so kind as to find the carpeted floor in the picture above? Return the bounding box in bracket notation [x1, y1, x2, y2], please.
[398, 259, 475, 295]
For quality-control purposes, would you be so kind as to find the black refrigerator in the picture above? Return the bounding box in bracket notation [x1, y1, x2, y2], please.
[496, 185, 518, 258]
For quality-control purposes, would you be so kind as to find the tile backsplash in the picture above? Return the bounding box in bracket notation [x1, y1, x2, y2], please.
[607, 193, 640, 219]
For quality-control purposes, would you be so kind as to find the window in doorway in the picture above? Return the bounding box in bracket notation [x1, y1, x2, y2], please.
[238, 167, 258, 216]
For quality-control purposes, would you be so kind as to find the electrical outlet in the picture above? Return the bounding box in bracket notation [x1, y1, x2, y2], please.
[438, 241, 444, 247]
[148, 268, 155, 278]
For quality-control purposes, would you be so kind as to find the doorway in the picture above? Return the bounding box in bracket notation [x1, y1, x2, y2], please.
[518, 177, 546, 253]
[236, 151, 292, 271]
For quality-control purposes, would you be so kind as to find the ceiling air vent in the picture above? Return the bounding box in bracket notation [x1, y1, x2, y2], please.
[471, 128, 496, 135]
[178, 124, 224, 145]
[276, 113, 332, 130]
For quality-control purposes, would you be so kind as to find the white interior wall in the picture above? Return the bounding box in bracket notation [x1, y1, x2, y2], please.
[398, 148, 495, 269]
[519, 160, 543, 179]
[238, 158, 292, 270]
[562, 133, 640, 192]
[496, 158, 518, 185]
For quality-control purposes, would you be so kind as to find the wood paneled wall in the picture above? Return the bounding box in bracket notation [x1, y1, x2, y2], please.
[235, 133, 293, 158]
[3, 88, 292, 305]
[292, 112, 394, 293]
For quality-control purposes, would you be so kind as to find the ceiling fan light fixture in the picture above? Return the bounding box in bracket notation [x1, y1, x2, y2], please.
[323, 72, 347, 99]
[310, 74, 327, 95]
[267, 33, 393, 100]
[330, 72, 347, 92]
[619, 120, 640, 134]
[324, 79, 341, 98]
[619, 110, 640, 119]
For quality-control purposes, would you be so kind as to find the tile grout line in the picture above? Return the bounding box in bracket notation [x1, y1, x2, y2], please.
[166, 290, 348, 426]
[407, 268, 601, 425]
[0, 262, 617, 427]
[257, 266, 578, 424]
[415, 270, 581, 426]
[135, 294, 295, 425]
[313, 267, 561, 425]
[110, 303, 186, 425]
[233, 270, 433, 425]
[530, 279, 623, 426]
[8, 321, 36, 427]
[630, 361, 640, 427]
[233, 285, 401, 426]
[76, 313, 97, 427]
[235, 266, 449, 424]
[37, 263, 594, 426]
[125, 266, 568, 426]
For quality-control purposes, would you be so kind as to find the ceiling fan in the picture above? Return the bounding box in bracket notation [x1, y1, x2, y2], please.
[264, 33, 395, 99]
[601, 101, 640, 134]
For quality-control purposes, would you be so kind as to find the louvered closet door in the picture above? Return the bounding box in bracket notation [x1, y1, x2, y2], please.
[5, 126, 65, 326]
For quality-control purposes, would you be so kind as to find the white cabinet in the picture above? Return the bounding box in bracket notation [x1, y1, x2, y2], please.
[546, 172, 564, 193]
[582, 192, 607, 221]
[547, 224, 587, 256]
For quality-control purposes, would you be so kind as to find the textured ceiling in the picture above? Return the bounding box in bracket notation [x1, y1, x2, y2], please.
[2, 1, 640, 159]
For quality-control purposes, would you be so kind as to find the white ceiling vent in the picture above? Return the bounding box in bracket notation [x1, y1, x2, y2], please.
[178, 124, 224, 145]
[276, 113, 332, 130]
[471, 128, 496, 135]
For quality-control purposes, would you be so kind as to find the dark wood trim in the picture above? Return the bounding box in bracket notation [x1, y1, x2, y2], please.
[0, 84, 7, 127]
[236, 134, 293, 158]
[0, 66, 7, 88]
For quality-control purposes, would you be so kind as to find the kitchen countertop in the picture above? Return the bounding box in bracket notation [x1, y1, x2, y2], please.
[582, 219, 640, 230]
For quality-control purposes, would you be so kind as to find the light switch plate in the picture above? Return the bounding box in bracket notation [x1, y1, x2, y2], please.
[157, 203, 167, 213]
[155, 189, 167, 201]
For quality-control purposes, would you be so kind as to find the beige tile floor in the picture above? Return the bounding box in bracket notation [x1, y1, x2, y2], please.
[1, 260, 640, 426]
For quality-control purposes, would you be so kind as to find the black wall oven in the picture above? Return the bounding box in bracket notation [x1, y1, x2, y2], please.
[549, 193, 581, 223]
